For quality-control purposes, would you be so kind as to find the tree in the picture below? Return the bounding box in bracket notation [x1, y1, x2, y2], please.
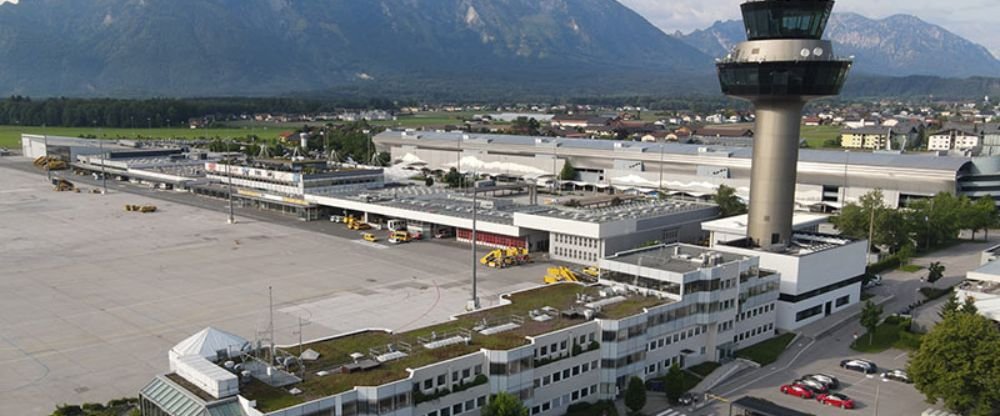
[859, 300, 883, 345]
[909, 312, 1000, 415]
[444, 168, 462, 188]
[968, 197, 997, 240]
[663, 364, 686, 404]
[624, 376, 647, 413]
[559, 160, 576, 181]
[939, 293, 961, 320]
[927, 261, 945, 285]
[714, 185, 747, 217]
[424, 176, 434, 187]
[962, 296, 979, 315]
[481, 392, 528, 416]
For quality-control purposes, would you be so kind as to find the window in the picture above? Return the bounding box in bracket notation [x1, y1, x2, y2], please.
[553, 372, 562, 382]
[437, 375, 446, 385]
[795, 305, 824, 322]
[424, 379, 433, 390]
[441, 408, 451, 416]
[453, 404, 463, 415]
[477, 396, 486, 408]
[572, 366, 580, 376]
[489, 363, 506, 375]
[463, 368, 471, 379]
[836, 295, 850, 307]
[452, 371, 459, 382]
[428, 411, 438, 416]
[540, 346, 547, 355]
[474, 365, 482, 375]
[543, 375, 551, 385]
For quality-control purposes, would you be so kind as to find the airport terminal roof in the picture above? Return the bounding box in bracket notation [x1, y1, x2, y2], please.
[375, 130, 975, 173]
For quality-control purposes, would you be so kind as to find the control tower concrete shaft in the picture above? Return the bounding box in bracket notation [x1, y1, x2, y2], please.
[718, 0, 851, 250]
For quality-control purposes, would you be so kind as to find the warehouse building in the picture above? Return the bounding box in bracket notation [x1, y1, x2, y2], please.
[374, 130, 1000, 208]
[139, 245, 780, 416]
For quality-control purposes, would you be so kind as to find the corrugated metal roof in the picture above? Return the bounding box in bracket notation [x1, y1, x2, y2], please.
[376, 131, 974, 173]
[140, 377, 207, 416]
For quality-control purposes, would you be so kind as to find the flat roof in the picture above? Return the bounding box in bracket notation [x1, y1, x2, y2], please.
[528, 198, 715, 224]
[732, 396, 812, 416]
[239, 284, 668, 412]
[607, 244, 750, 274]
[376, 130, 974, 173]
[702, 212, 829, 234]
[721, 232, 857, 256]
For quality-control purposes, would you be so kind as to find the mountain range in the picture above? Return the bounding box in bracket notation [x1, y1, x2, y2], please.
[676, 12, 1000, 79]
[0, 0, 997, 98]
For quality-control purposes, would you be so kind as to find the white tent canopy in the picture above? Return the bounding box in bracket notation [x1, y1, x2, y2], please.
[170, 327, 249, 362]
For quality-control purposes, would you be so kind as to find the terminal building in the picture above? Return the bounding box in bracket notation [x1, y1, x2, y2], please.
[140, 245, 781, 416]
[373, 130, 1000, 209]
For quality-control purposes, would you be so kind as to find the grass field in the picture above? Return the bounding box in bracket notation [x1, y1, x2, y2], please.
[735, 332, 797, 365]
[851, 316, 922, 353]
[0, 125, 267, 149]
[801, 124, 842, 148]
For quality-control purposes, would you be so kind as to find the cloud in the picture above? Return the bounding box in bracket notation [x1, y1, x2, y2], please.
[619, 0, 1000, 58]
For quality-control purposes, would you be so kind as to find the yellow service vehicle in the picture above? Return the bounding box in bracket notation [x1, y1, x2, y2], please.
[362, 232, 378, 242]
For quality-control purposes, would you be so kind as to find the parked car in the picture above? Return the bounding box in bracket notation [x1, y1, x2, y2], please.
[804, 374, 841, 389]
[817, 393, 856, 409]
[840, 359, 878, 374]
[881, 369, 911, 383]
[780, 384, 814, 399]
[794, 379, 829, 394]
[677, 392, 698, 406]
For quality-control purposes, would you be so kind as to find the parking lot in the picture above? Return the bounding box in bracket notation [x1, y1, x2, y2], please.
[0, 161, 550, 415]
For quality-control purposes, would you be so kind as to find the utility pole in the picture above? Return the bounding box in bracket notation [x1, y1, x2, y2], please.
[658, 142, 665, 195]
[867, 205, 876, 263]
[269, 286, 275, 366]
[227, 148, 236, 224]
[97, 122, 107, 195]
[470, 173, 480, 310]
[43, 124, 50, 182]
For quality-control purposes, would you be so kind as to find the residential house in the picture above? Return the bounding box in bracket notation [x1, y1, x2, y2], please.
[980, 123, 1000, 156]
[928, 124, 981, 152]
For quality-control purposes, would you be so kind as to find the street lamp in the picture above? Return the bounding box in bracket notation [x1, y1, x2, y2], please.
[226, 143, 236, 224]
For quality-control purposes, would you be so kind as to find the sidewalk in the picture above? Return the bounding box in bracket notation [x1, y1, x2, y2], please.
[796, 293, 894, 339]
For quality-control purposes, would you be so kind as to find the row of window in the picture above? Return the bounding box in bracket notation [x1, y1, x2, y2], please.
[423, 396, 487, 416]
[835, 295, 850, 307]
[685, 277, 737, 294]
[420, 365, 483, 392]
[644, 299, 737, 329]
[489, 357, 534, 376]
[719, 319, 735, 332]
[734, 323, 774, 344]
[795, 305, 824, 322]
[645, 355, 685, 376]
[535, 334, 596, 359]
[554, 234, 598, 249]
[601, 323, 647, 343]
[529, 385, 598, 415]
[553, 246, 598, 263]
[600, 351, 646, 369]
[533, 360, 599, 388]
[737, 302, 774, 322]
[647, 325, 705, 352]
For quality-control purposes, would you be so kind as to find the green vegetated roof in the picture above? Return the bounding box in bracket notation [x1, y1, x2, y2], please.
[245, 283, 667, 412]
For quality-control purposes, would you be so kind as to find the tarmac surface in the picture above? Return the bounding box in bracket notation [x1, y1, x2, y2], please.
[0, 160, 549, 415]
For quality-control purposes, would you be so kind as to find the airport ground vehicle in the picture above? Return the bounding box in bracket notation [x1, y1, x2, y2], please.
[362, 232, 378, 242]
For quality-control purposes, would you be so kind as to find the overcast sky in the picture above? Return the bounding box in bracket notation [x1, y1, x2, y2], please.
[619, 0, 1000, 58]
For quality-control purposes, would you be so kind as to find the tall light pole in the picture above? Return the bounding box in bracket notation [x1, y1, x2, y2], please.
[43, 124, 51, 182]
[96, 121, 107, 195]
[227, 147, 236, 224]
[658, 142, 665, 195]
[470, 171, 480, 310]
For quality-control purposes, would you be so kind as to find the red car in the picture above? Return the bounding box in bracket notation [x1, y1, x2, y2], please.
[817, 393, 855, 409]
[780, 384, 814, 399]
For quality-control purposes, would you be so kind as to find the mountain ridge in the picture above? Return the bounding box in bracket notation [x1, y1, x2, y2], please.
[675, 12, 1000, 78]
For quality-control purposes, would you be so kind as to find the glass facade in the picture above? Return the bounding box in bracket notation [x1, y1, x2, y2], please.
[741, 0, 833, 40]
[718, 61, 851, 97]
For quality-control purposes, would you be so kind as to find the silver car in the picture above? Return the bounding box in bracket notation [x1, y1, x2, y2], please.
[881, 369, 911, 383]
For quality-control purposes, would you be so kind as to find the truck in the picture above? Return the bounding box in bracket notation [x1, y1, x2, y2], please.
[388, 230, 412, 244]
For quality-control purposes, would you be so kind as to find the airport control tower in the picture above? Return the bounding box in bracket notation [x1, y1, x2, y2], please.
[718, 0, 851, 250]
